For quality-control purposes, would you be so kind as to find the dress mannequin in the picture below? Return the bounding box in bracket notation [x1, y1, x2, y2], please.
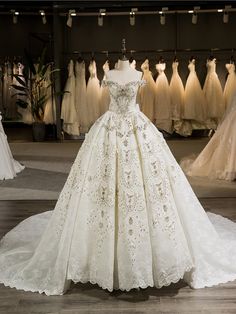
[106, 60, 142, 83]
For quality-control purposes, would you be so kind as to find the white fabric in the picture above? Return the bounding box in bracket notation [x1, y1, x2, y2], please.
[99, 61, 110, 116]
[1, 79, 236, 296]
[154, 63, 172, 133]
[75, 61, 88, 133]
[181, 94, 236, 181]
[86, 60, 101, 128]
[224, 63, 236, 110]
[139, 59, 155, 121]
[184, 60, 206, 123]
[61, 60, 80, 136]
[203, 59, 224, 120]
[170, 61, 184, 120]
[0, 114, 25, 180]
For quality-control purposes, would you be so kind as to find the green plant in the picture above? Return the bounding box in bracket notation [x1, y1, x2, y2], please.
[12, 48, 58, 122]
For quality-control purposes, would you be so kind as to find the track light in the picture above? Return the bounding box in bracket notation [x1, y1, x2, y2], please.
[98, 9, 106, 26]
[11, 10, 19, 24]
[192, 12, 198, 24]
[39, 10, 47, 24]
[160, 13, 165, 25]
[67, 9, 76, 28]
[130, 8, 137, 26]
[223, 11, 229, 23]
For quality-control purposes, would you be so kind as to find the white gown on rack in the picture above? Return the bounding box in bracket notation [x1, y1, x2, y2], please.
[224, 63, 236, 110]
[170, 61, 184, 120]
[86, 60, 101, 128]
[99, 61, 110, 116]
[154, 63, 172, 133]
[43, 65, 56, 125]
[139, 59, 155, 122]
[184, 60, 206, 123]
[181, 94, 236, 181]
[16, 63, 33, 124]
[0, 113, 24, 180]
[75, 61, 88, 133]
[61, 60, 80, 136]
[203, 59, 224, 122]
[1, 76, 236, 295]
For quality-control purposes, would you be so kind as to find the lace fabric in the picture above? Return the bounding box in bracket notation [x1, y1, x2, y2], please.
[1, 79, 236, 295]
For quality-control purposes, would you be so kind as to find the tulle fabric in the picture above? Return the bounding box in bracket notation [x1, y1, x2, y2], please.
[224, 63, 236, 111]
[0, 115, 25, 180]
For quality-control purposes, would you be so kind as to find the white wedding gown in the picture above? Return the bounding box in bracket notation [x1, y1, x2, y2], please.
[155, 63, 172, 133]
[203, 59, 224, 123]
[99, 61, 110, 116]
[181, 94, 236, 181]
[1, 78, 236, 295]
[0, 113, 25, 180]
[224, 63, 236, 110]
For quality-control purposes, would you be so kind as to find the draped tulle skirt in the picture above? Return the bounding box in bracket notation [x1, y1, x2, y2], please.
[1, 108, 236, 295]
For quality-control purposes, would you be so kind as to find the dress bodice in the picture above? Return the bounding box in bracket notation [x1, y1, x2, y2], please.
[68, 60, 74, 77]
[141, 60, 149, 72]
[75, 61, 85, 77]
[156, 63, 166, 74]
[102, 80, 145, 114]
[207, 59, 216, 74]
[226, 63, 235, 74]
[188, 61, 195, 72]
[172, 61, 179, 73]
[103, 61, 110, 73]
[89, 60, 97, 78]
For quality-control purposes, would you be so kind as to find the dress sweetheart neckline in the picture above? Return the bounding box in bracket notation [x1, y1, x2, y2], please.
[102, 79, 145, 87]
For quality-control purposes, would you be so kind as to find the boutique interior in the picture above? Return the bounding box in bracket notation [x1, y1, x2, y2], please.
[0, 1, 236, 313]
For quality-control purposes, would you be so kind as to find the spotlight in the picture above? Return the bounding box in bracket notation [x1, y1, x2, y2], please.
[223, 11, 229, 23]
[39, 10, 47, 24]
[98, 9, 106, 26]
[160, 13, 165, 25]
[11, 10, 19, 24]
[188, 10, 194, 14]
[192, 12, 198, 24]
[67, 9, 76, 28]
[130, 8, 137, 26]
[217, 9, 223, 13]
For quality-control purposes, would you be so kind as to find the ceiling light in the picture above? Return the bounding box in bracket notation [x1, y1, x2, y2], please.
[192, 12, 198, 24]
[67, 10, 76, 27]
[10, 10, 19, 24]
[160, 13, 165, 25]
[188, 10, 194, 14]
[98, 9, 106, 26]
[218, 9, 223, 13]
[223, 11, 229, 23]
[130, 8, 137, 26]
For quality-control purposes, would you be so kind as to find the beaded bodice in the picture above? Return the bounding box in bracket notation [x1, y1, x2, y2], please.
[102, 80, 145, 114]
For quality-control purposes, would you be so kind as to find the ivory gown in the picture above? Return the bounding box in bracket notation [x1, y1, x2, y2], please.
[224, 63, 236, 110]
[99, 61, 110, 116]
[1, 78, 236, 295]
[155, 63, 172, 133]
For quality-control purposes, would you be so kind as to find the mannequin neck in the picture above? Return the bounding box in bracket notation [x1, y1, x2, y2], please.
[117, 60, 130, 71]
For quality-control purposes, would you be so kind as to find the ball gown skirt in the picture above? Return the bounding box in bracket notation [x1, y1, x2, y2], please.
[0, 118, 25, 180]
[1, 80, 236, 295]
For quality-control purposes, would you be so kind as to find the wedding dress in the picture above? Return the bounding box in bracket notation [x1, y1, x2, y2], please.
[139, 59, 155, 122]
[86, 60, 101, 128]
[0, 113, 25, 180]
[43, 65, 56, 125]
[75, 61, 88, 133]
[2, 75, 236, 296]
[184, 60, 206, 123]
[154, 63, 172, 133]
[61, 60, 80, 136]
[203, 58, 224, 122]
[99, 61, 110, 116]
[224, 63, 236, 110]
[181, 94, 236, 181]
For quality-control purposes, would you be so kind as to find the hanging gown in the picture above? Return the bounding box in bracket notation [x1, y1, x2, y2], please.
[184, 60, 206, 122]
[154, 63, 172, 133]
[0, 113, 25, 180]
[99, 61, 110, 116]
[181, 94, 236, 181]
[75, 61, 88, 133]
[170, 61, 192, 136]
[130, 60, 136, 69]
[2, 77, 236, 295]
[61, 60, 80, 136]
[43, 65, 56, 125]
[224, 63, 236, 111]
[16, 63, 33, 124]
[3, 62, 16, 120]
[86, 60, 101, 128]
[203, 59, 224, 124]
[139, 59, 155, 121]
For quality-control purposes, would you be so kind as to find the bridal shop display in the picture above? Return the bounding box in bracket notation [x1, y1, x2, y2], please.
[60, 56, 235, 137]
[1, 59, 236, 296]
[0, 112, 24, 180]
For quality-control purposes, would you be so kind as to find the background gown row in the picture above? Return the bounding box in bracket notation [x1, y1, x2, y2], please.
[61, 58, 236, 136]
